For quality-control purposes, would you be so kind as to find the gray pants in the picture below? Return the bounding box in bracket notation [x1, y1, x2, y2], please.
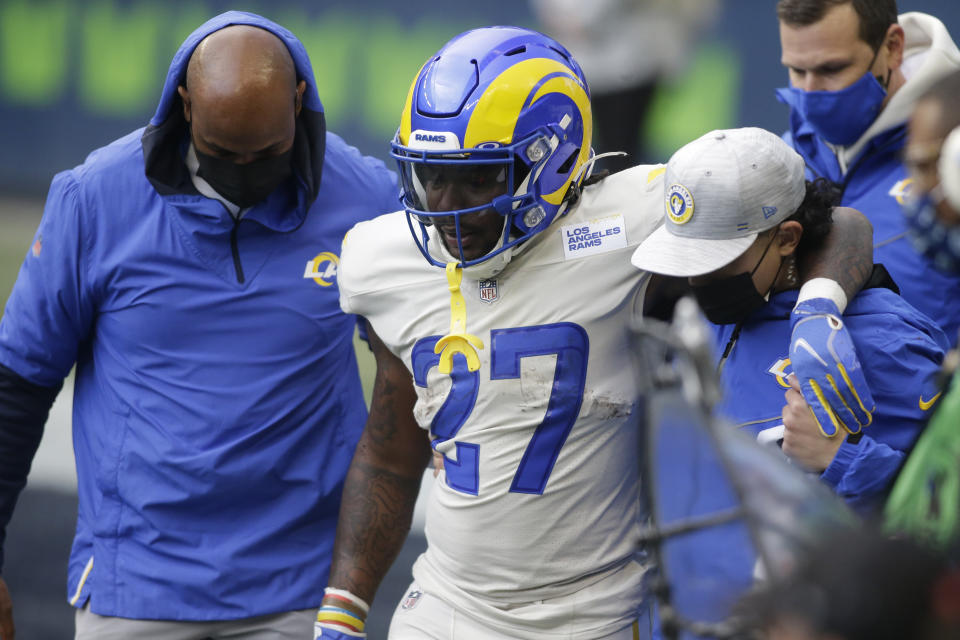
[75, 605, 315, 640]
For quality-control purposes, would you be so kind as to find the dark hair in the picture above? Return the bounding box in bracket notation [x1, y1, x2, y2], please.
[917, 69, 960, 135]
[769, 177, 835, 259]
[777, 0, 898, 51]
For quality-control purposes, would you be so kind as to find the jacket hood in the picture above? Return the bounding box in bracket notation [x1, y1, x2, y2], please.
[141, 11, 326, 204]
[836, 12, 960, 168]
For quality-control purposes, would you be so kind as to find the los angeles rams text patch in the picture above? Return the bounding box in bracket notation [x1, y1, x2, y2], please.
[560, 214, 627, 260]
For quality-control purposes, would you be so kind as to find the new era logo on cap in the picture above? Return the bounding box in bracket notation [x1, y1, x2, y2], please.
[763, 206, 779, 218]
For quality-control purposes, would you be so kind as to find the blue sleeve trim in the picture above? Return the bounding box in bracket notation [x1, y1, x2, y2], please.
[0, 362, 62, 573]
[821, 438, 858, 487]
[821, 434, 906, 512]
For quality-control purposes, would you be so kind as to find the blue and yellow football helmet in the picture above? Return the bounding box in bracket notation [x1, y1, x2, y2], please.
[391, 26, 593, 271]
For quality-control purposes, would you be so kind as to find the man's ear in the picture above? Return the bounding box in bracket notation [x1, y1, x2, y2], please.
[177, 85, 192, 123]
[294, 80, 306, 117]
[883, 23, 906, 71]
[777, 220, 803, 256]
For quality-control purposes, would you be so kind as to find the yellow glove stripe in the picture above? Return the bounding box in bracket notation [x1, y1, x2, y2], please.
[825, 373, 862, 434]
[837, 362, 875, 426]
[808, 378, 842, 437]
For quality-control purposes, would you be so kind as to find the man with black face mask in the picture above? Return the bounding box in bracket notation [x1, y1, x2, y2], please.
[0, 11, 397, 640]
[775, 0, 960, 349]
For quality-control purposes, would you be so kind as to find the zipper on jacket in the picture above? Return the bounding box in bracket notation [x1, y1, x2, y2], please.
[230, 218, 245, 284]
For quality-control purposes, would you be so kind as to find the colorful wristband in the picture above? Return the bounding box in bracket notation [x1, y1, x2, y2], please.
[316, 605, 365, 633]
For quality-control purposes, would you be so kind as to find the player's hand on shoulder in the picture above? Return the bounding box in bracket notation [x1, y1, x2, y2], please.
[789, 297, 875, 437]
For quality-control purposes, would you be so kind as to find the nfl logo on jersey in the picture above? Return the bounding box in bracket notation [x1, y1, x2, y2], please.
[478, 279, 499, 303]
[401, 588, 423, 610]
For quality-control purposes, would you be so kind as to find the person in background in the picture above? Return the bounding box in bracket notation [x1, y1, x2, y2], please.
[530, 0, 718, 173]
[0, 11, 397, 640]
[900, 68, 960, 275]
[776, 0, 960, 346]
[885, 68, 960, 549]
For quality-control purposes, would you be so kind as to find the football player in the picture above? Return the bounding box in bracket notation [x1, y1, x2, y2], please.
[314, 26, 876, 640]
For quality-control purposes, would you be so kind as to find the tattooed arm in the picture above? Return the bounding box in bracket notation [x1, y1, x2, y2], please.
[797, 206, 873, 301]
[325, 321, 432, 605]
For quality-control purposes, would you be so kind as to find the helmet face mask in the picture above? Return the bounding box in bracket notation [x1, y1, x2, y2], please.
[394, 130, 552, 266]
[392, 26, 592, 271]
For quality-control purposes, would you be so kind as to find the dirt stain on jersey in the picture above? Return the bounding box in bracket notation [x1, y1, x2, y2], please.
[583, 393, 633, 419]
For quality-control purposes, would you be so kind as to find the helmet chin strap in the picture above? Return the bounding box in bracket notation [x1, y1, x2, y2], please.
[560, 150, 627, 213]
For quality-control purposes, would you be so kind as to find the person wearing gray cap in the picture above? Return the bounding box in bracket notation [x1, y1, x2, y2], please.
[632, 127, 947, 514]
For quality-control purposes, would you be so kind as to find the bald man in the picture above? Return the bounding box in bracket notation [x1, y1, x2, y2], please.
[0, 11, 397, 640]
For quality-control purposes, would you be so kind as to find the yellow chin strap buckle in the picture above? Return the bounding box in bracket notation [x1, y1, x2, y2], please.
[435, 263, 484, 373]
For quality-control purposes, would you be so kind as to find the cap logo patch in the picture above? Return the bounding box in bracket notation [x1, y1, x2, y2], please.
[762, 206, 779, 219]
[667, 184, 694, 225]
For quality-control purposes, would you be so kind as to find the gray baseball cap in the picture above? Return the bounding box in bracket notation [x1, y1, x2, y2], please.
[632, 127, 807, 277]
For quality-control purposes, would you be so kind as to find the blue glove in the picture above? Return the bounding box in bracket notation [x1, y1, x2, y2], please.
[790, 298, 875, 436]
[314, 622, 366, 640]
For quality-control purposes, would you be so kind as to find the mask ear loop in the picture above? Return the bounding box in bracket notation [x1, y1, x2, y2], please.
[434, 263, 485, 374]
[865, 40, 892, 90]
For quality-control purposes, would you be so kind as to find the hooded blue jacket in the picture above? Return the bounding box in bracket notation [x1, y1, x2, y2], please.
[712, 284, 947, 512]
[0, 12, 397, 620]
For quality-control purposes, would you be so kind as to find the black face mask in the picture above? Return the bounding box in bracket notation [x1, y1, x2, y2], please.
[690, 272, 769, 325]
[689, 234, 780, 325]
[195, 147, 294, 209]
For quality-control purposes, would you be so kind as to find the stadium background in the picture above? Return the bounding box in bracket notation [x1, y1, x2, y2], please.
[0, 0, 958, 637]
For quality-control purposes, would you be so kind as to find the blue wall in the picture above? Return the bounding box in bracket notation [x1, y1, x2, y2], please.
[0, 0, 958, 195]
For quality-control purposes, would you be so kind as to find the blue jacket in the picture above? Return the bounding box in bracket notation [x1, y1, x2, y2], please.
[0, 12, 397, 620]
[712, 286, 947, 511]
[784, 114, 960, 347]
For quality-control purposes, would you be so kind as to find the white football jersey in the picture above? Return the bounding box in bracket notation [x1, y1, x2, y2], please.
[339, 165, 665, 635]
